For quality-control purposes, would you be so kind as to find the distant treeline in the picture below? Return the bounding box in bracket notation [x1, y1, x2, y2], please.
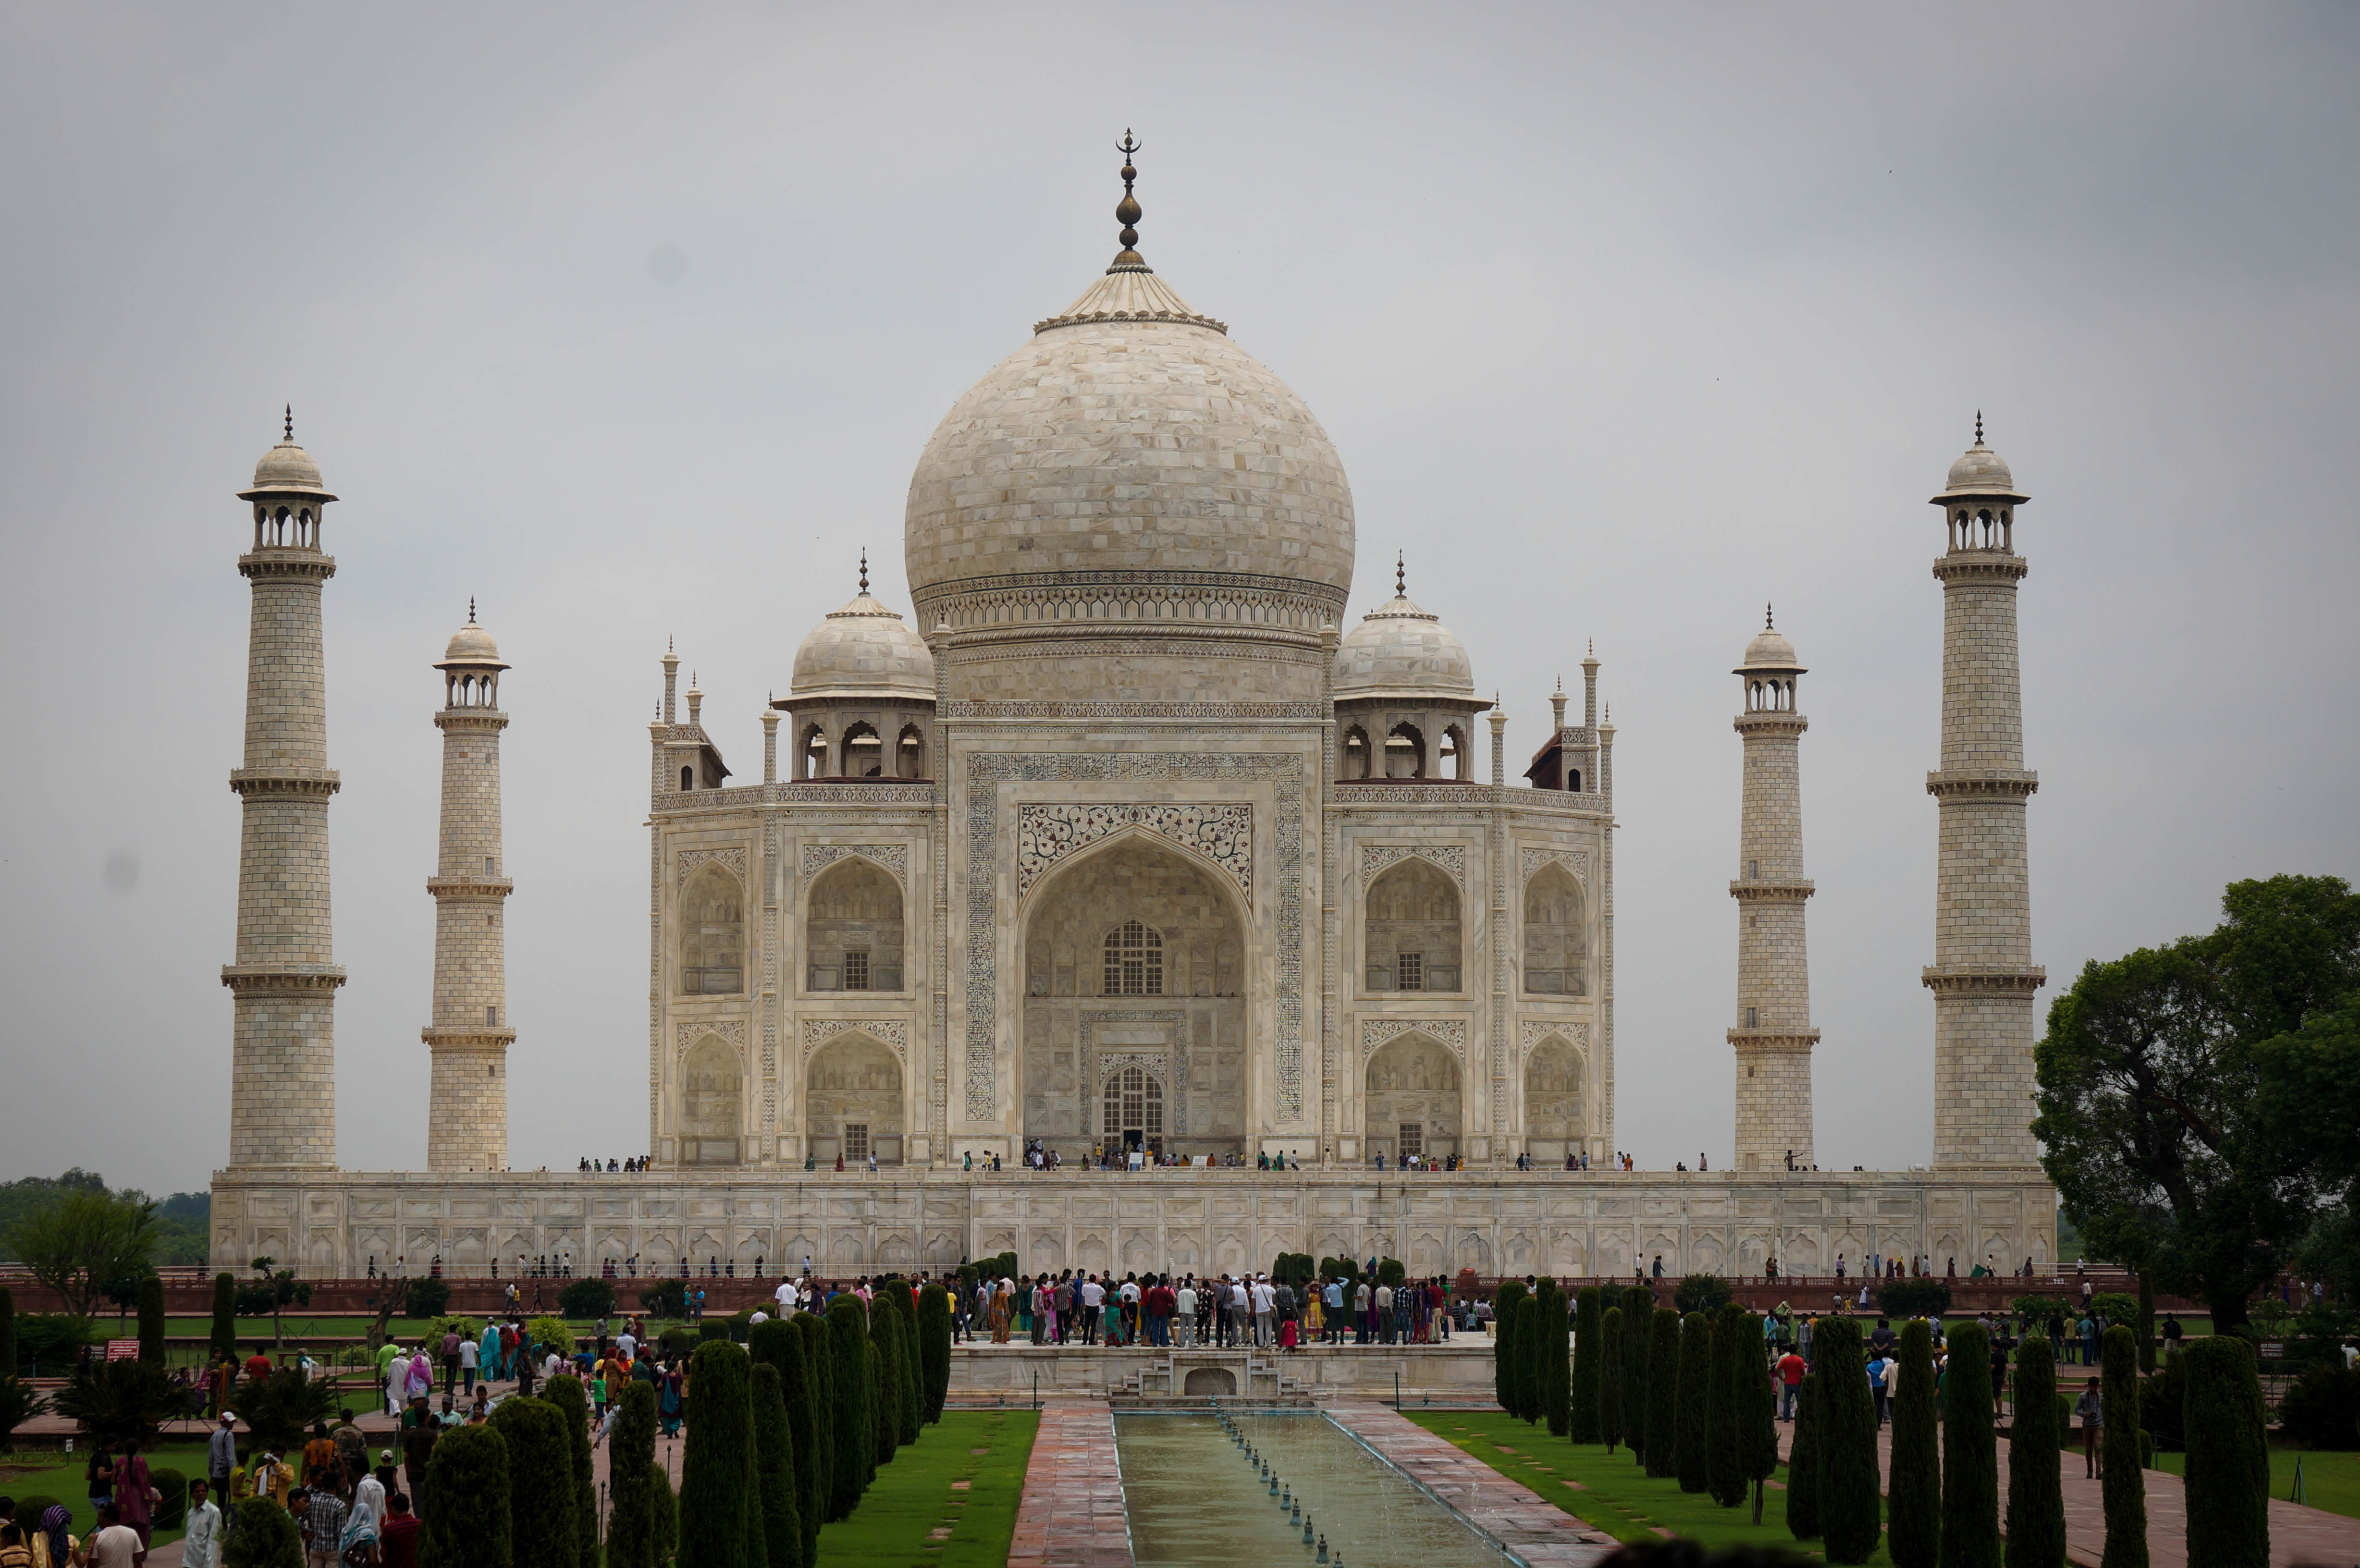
[0, 1169, 209, 1266]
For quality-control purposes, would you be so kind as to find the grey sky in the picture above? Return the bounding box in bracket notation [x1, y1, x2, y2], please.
[3, 3, 2354, 1193]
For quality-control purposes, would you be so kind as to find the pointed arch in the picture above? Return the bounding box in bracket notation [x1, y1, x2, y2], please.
[798, 724, 828, 780]
[1523, 1032, 1586, 1161]
[1363, 1030, 1461, 1162]
[1523, 861, 1587, 995]
[805, 1030, 903, 1165]
[1364, 856, 1462, 992]
[680, 863, 744, 994]
[1341, 724, 1372, 780]
[1384, 722, 1426, 779]
[806, 855, 903, 992]
[896, 722, 926, 779]
[840, 721, 884, 777]
[679, 1033, 743, 1165]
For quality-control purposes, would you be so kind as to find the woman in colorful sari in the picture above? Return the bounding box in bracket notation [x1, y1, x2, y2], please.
[481, 1321, 503, 1384]
[657, 1360, 686, 1437]
[986, 1283, 1011, 1345]
[338, 1493, 381, 1566]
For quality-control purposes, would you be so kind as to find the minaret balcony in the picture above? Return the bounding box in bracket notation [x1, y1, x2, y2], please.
[228, 768, 341, 798]
[421, 1025, 518, 1049]
[221, 964, 346, 994]
[1729, 879, 1814, 902]
[1931, 552, 2029, 584]
[1920, 965, 2047, 995]
[1925, 770, 2037, 801]
[426, 875, 515, 899]
[1724, 1027, 1820, 1050]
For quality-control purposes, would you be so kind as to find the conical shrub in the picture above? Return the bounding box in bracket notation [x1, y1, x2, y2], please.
[1644, 1307, 1681, 1478]
[1707, 1304, 1752, 1506]
[753, 1363, 802, 1568]
[791, 1312, 835, 1531]
[1940, 1323, 2000, 1568]
[826, 1294, 876, 1516]
[2005, 1335, 2066, 1568]
[894, 1284, 923, 1444]
[137, 1275, 165, 1366]
[755, 1318, 824, 1568]
[541, 1373, 599, 1568]
[1889, 1318, 1942, 1568]
[869, 1294, 907, 1464]
[417, 1423, 510, 1568]
[1531, 1279, 1569, 1435]
[1786, 1369, 1822, 1541]
[1599, 1305, 1625, 1452]
[2100, 1324, 2149, 1568]
[679, 1340, 756, 1568]
[919, 1283, 952, 1422]
[209, 1275, 238, 1370]
[1493, 1281, 1529, 1417]
[650, 1459, 677, 1568]
[226, 1494, 306, 1568]
[605, 1381, 660, 1568]
[1568, 1285, 1601, 1441]
[1675, 1310, 1712, 1493]
[1814, 1315, 1881, 1565]
[1623, 1286, 1654, 1464]
[1744, 1317, 1780, 1524]
[2182, 1332, 2268, 1568]
[485, 1395, 578, 1568]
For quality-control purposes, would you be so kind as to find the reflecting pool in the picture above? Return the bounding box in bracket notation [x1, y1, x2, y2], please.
[1114, 1409, 1516, 1568]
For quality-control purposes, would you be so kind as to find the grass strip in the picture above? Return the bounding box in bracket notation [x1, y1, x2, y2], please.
[813, 1408, 1039, 1568]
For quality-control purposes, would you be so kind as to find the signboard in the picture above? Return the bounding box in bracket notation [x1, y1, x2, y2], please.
[106, 1339, 139, 1361]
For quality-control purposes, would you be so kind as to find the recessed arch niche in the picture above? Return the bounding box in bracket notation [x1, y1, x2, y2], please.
[1364, 857, 1461, 993]
[679, 864, 744, 995]
[1523, 1034, 1586, 1163]
[806, 856, 904, 992]
[679, 1035, 743, 1165]
[1523, 862, 1587, 995]
[1363, 1032, 1461, 1163]
[805, 1032, 903, 1166]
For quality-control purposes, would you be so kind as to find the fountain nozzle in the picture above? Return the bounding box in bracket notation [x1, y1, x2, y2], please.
[1316, 1536, 1329, 1563]
[1302, 1515, 1313, 1544]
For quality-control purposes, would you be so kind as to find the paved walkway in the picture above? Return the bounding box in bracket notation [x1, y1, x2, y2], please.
[1774, 1415, 2360, 1568]
[1326, 1400, 1615, 1567]
[1008, 1398, 1132, 1568]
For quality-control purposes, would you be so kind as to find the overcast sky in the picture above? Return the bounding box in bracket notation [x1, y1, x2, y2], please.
[3, 3, 2355, 1195]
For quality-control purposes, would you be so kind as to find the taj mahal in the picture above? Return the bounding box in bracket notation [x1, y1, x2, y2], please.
[208, 147, 2056, 1282]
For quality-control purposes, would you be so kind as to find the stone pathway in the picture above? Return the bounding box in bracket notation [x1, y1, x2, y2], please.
[1774, 1416, 2360, 1568]
[1325, 1400, 1615, 1567]
[1008, 1398, 1132, 1568]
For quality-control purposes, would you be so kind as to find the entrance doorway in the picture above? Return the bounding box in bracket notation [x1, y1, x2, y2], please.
[1104, 1064, 1165, 1159]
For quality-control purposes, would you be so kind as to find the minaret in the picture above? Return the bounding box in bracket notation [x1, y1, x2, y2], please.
[423, 605, 514, 1171]
[1925, 417, 2043, 1166]
[1730, 609, 1817, 1172]
[222, 411, 343, 1169]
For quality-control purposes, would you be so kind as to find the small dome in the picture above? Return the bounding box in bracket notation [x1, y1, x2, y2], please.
[791, 581, 936, 702]
[1334, 580, 1475, 702]
[1741, 626, 1797, 669]
[239, 437, 336, 500]
[436, 619, 505, 670]
[1932, 419, 2028, 502]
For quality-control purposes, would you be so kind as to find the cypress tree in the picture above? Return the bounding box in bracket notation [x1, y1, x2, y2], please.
[2182, 1333, 2268, 1568]
[1527, 1279, 1566, 1434]
[869, 1304, 904, 1464]
[1815, 1315, 1882, 1566]
[2005, 1335, 2067, 1568]
[919, 1283, 952, 1422]
[2099, 1325, 2150, 1568]
[1707, 1304, 1751, 1507]
[1568, 1286, 1601, 1442]
[826, 1294, 876, 1516]
[2135, 1275, 2156, 1375]
[679, 1340, 756, 1568]
[1492, 1281, 1529, 1416]
[1786, 1369, 1823, 1541]
[541, 1374, 600, 1568]
[791, 1313, 835, 1531]
[1622, 1286, 1654, 1464]
[894, 1285, 923, 1444]
[754, 1320, 824, 1568]
[226, 1495, 307, 1568]
[1743, 1318, 1780, 1525]
[485, 1395, 578, 1568]
[136, 1275, 166, 1366]
[1643, 1307, 1682, 1479]
[1674, 1310, 1712, 1492]
[418, 1423, 511, 1568]
[1889, 1318, 1942, 1568]
[1940, 1323, 2000, 1568]
[753, 1363, 799, 1568]
[1599, 1305, 1625, 1452]
[605, 1381, 660, 1568]
[209, 1274, 238, 1367]
[650, 1459, 678, 1568]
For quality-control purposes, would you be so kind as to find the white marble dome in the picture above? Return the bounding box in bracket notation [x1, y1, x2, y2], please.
[902, 265, 1355, 618]
[791, 582, 935, 701]
[1334, 586, 1476, 701]
[1936, 429, 2026, 501]
[241, 437, 334, 499]
[1740, 624, 1798, 670]
[437, 620, 505, 669]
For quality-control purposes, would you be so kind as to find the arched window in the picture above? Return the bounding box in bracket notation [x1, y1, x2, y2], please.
[1103, 920, 1163, 996]
[805, 1032, 904, 1166]
[841, 722, 884, 778]
[1364, 857, 1461, 992]
[807, 856, 904, 992]
[679, 765, 694, 792]
[1102, 1064, 1166, 1147]
[1523, 862, 1587, 994]
[679, 1035, 743, 1165]
[1441, 726, 1468, 781]
[1385, 723, 1426, 779]
[1523, 1035, 1585, 1159]
[897, 723, 926, 779]
[799, 726, 827, 780]
[1342, 726, 1371, 780]
[680, 865, 744, 994]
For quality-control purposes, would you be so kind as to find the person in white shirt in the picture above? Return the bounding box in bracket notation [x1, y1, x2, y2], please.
[1173, 1282, 1198, 1346]
[181, 1481, 224, 1568]
[457, 1333, 478, 1394]
[617, 1330, 638, 1361]
[352, 1464, 387, 1535]
[775, 1280, 796, 1314]
[1373, 1282, 1395, 1345]
[1251, 1277, 1276, 1346]
[750, 1309, 769, 1326]
[1080, 1276, 1106, 1344]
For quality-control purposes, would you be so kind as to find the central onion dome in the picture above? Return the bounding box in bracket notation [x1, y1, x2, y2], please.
[903, 138, 1354, 702]
[1334, 557, 1476, 700]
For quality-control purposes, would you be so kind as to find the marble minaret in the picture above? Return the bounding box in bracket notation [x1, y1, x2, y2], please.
[1730, 609, 1817, 1172]
[423, 605, 514, 1171]
[223, 412, 343, 1169]
[1925, 418, 2044, 1167]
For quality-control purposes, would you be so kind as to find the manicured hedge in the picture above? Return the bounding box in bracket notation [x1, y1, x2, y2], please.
[418, 1423, 511, 1568]
[1814, 1315, 1881, 1565]
[2100, 1324, 2149, 1568]
[2005, 1335, 2066, 1568]
[2182, 1333, 2268, 1568]
[1940, 1322, 1999, 1568]
[1674, 1310, 1711, 1494]
[1644, 1307, 1681, 1479]
[1887, 1318, 1941, 1568]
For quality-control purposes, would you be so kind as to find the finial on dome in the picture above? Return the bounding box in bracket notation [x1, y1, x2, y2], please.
[1974, 409, 1984, 444]
[1765, 602, 1774, 630]
[859, 549, 869, 595]
[468, 597, 478, 625]
[283, 404, 293, 441]
[1395, 552, 1405, 597]
[1110, 130, 1148, 272]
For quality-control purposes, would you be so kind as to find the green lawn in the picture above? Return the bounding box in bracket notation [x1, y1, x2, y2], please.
[0, 1442, 209, 1548]
[1408, 1413, 1891, 1563]
[2151, 1446, 2360, 1521]
[814, 1409, 1039, 1568]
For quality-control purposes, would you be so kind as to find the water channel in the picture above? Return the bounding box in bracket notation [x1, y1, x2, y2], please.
[1114, 1409, 1519, 1568]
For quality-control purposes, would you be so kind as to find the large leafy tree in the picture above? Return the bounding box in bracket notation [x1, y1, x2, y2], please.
[4, 1188, 161, 1320]
[2034, 875, 2360, 1332]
